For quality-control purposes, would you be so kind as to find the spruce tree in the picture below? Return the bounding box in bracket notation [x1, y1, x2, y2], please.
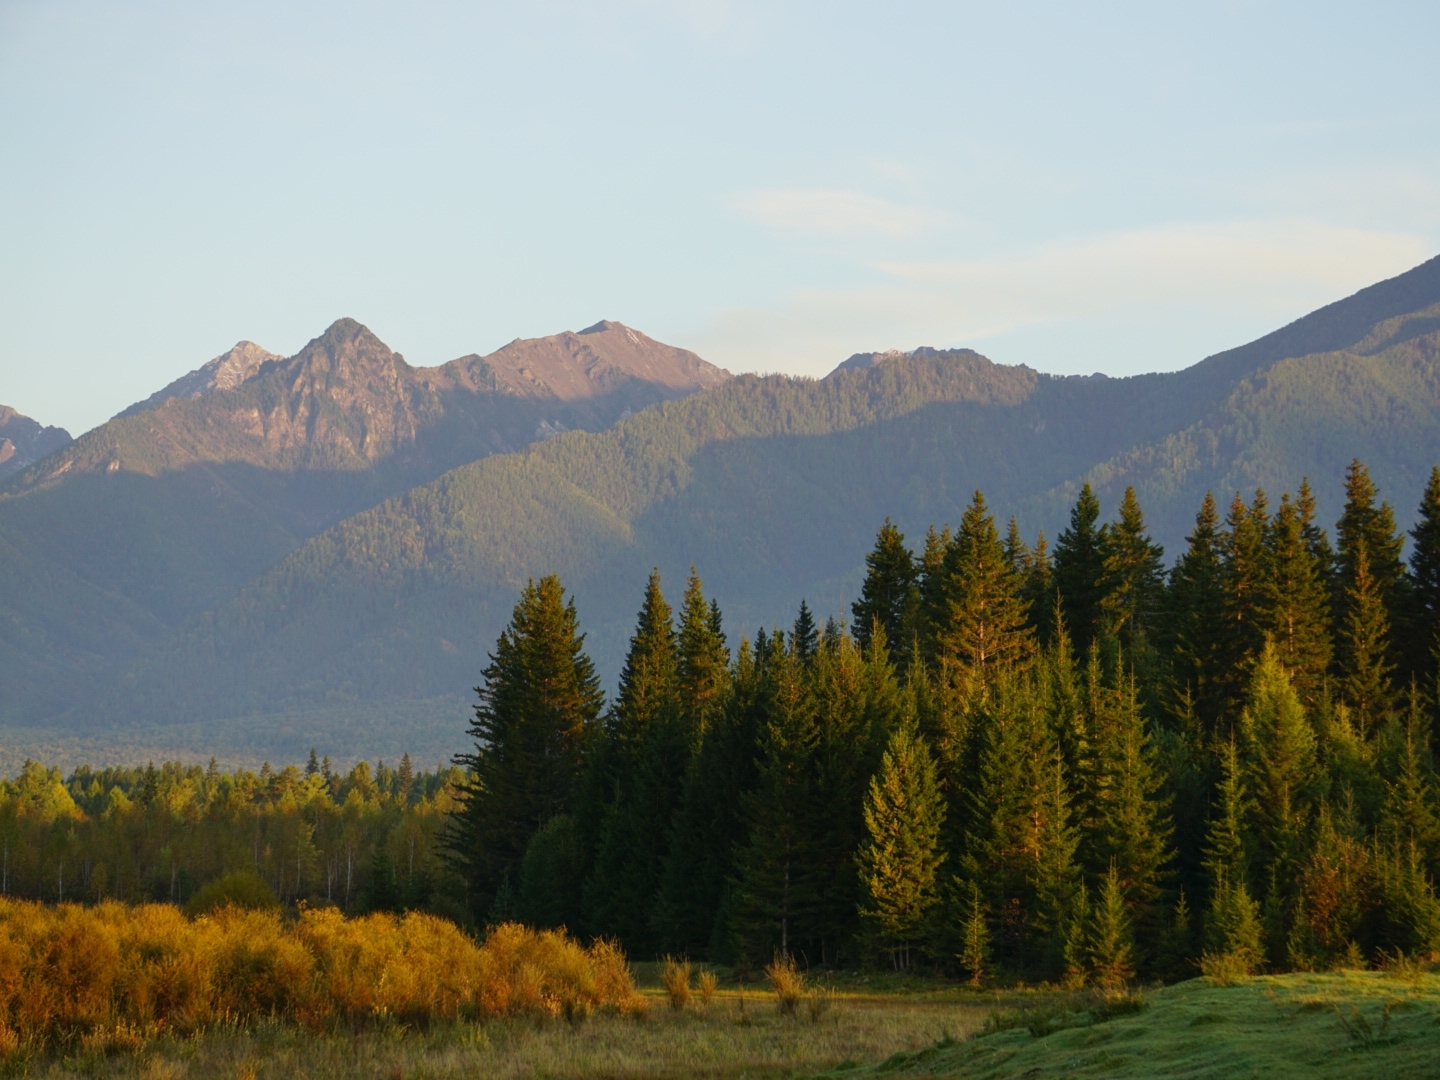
[856, 720, 947, 971]
[792, 601, 819, 666]
[1336, 458, 1409, 682]
[657, 631, 762, 957]
[809, 628, 900, 965]
[1075, 652, 1172, 955]
[852, 519, 919, 655]
[1239, 643, 1318, 892]
[1165, 493, 1228, 732]
[677, 568, 730, 750]
[448, 575, 603, 919]
[965, 671, 1080, 975]
[1380, 690, 1440, 872]
[1021, 530, 1055, 643]
[918, 524, 952, 657]
[1003, 516, 1029, 571]
[1339, 544, 1396, 732]
[1409, 466, 1440, 691]
[584, 570, 683, 950]
[1085, 864, 1137, 989]
[731, 635, 821, 961]
[1219, 491, 1270, 704]
[957, 880, 991, 985]
[1052, 483, 1106, 653]
[1098, 486, 1165, 652]
[1260, 493, 1333, 706]
[1297, 478, 1337, 594]
[934, 491, 1035, 678]
[1201, 737, 1263, 970]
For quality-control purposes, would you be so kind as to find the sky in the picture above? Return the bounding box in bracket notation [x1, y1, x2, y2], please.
[1, 0, 1438, 437]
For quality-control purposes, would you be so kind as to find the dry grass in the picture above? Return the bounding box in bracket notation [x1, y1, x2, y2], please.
[18, 987, 999, 1079]
[0, 898, 643, 1055]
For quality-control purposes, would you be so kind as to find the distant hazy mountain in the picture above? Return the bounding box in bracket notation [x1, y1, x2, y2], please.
[79, 256, 1440, 755]
[0, 407, 70, 482]
[5, 256, 1440, 768]
[0, 318, 728, 725]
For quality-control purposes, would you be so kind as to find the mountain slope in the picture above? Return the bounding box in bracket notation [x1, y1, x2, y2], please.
[0, 407, 71, 481]
[90, 255, 1440, 739]
[0, 319, 728, 724]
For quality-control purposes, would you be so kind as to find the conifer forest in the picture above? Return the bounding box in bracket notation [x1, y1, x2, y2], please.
[10, 458, 1440, 995]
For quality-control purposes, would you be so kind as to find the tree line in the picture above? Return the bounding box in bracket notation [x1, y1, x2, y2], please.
[448, 459, 1440, 982]
[0, 754, 466, 921]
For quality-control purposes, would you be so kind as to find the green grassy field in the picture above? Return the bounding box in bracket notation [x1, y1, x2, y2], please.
[827, 972, 1440, 1079]
[16, 972, 1440, 1079]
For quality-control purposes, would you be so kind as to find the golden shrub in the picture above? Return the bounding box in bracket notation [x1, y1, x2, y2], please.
[0, 900, 639, 1050]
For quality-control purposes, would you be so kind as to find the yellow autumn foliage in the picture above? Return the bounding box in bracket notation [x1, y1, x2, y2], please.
[0, 898, 643, 1052]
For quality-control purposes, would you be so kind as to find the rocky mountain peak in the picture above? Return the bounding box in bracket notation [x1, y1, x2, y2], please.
[0, 406, 72, 481]
[116, 340, 283, 418]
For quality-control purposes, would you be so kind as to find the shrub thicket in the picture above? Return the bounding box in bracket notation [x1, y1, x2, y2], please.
[0, 900, 643, 1054]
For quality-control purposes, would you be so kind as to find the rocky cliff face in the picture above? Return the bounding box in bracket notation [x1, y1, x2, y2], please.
[17, 317, 730, 487]
[116, 341, 284, 418]
[0, 407, 71, 481]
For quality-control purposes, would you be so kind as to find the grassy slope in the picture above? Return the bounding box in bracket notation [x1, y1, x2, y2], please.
[831, 973, 1440, 1079]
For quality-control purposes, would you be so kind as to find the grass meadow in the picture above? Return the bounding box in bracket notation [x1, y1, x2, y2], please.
[15, 970, 1440, 1079]
[6, 897, 1440, 1078]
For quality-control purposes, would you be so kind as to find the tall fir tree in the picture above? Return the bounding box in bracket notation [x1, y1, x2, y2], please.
[918, 524, 952, 657]
[1097, 486, 1165, 652]
[963, 671, 1080, 976]
[792, 601, 820, 666]
[1219, 491, 1270, 707]
[1052, 483, 1106, 653]
[934, 491, 1035, 679]
[657, 630, 762, 958]
[1075, 650, 1172, 959]
[856, 719, 947, 970]
[808, 629, 901, 964]
[677, 568, 731, 751]
[1339, 544, 1396, 732]
[1020, 530, 1055, 643]
[852, 519, 919, 655]
[1200, 736, 1264, 969]
[730, 634, 822, 961]
[1260, 492, 1333, 707]
[448, 575, 604, 919]
[1165, 492, 1229, 732]
[584, 571, 683, 951]
[1408, 466, 1440, 694]
[1335, 459, 1409, 684]
[1238, 643, 1318, 921]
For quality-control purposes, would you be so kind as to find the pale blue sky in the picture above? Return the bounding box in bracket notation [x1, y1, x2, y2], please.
[2, 1, 1437, 435]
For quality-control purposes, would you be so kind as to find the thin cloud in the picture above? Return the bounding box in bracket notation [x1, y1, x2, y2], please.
[731, 188, 952, 239]
[683, 220, 1432, 377]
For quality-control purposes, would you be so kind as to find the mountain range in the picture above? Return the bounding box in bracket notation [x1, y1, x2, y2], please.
[2, 255, 1439, 769]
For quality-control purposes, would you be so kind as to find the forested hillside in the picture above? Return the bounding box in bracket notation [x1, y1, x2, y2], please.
[0, 318, 726, 726]
[447, 457, 1440, 977]
[25, 455, 1437, 981]
[84, 256, 1440, 746]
